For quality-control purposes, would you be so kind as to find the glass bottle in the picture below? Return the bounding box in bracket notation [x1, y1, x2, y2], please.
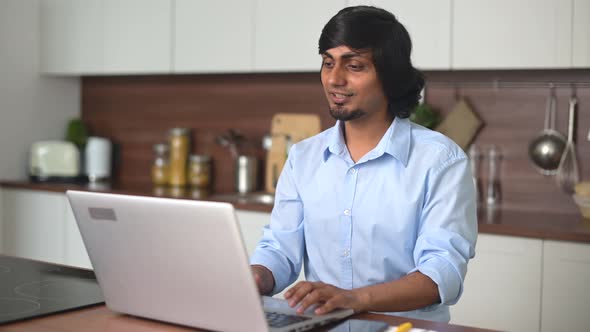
[168, 128, 190, 187]
[486, 145, 502, 208]
[188, 154, 211, 189]
[151, 143, 169, 186]
[468, 144, 483, 208]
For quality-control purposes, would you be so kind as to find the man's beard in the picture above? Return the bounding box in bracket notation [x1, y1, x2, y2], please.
[329, 106, 366, 121]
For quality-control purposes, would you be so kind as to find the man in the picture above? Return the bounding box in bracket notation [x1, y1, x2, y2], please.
[251, 6, 477, 322]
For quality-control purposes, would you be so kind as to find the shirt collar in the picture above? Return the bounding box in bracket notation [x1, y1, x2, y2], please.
[323, 118, 411, 166]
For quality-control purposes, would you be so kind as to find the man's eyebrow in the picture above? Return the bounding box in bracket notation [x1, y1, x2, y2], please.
[322, 51, 365, 59]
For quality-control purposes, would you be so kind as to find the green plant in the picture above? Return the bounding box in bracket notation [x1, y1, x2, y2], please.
[410, 103, 440, 129]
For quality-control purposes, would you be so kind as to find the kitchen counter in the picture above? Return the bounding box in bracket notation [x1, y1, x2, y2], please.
[2, 304, 497, 332]
[2, 180, 590, 243]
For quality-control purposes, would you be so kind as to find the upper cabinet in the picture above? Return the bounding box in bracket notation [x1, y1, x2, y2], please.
[174, 0, 254, 73]
[253, 0, 346, 72]
[348, 1, 452, 70]
[40, 0, 589, 75]
[41, 0, 172, 75]
[573, 0, 590, 67]
[452, 0, 572, 69]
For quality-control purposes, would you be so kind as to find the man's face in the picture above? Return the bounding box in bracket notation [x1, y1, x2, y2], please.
[320, 45, 388, 122]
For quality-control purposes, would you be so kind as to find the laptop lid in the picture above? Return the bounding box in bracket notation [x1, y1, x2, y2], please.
[66, 190, 352, 332]
[67, 190, 268, 332]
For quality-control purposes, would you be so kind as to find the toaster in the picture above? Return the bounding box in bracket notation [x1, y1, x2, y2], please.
[29, 140, 82, 182]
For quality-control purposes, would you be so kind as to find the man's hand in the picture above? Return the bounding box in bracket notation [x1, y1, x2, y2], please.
[251, 265, 275, 295]
[284, 281, 368, 315]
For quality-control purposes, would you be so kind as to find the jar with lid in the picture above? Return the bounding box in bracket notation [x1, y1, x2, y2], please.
[168, 128, 190, 186]
[151, 143, 169, 186]
[188, 154, 211, 189]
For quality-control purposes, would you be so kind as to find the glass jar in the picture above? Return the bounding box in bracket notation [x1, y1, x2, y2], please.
[188, 154, 211, 189]
[168, 128, 190, 186]
[151, 143, 169, 186]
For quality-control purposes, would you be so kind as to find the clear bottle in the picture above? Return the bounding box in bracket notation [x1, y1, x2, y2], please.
[468, 144, 483, 208]
[188, 154, 211, 189]
[486, 145, 502, 208]
[151, 143, 169, 186]
[168, 128, 190, 187]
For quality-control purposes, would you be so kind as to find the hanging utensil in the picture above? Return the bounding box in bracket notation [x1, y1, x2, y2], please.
[556, 95, 579, 193]
[528, 88, 566, 175]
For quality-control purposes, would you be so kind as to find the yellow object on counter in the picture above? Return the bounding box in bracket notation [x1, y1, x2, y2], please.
[395, 322, 413, 332]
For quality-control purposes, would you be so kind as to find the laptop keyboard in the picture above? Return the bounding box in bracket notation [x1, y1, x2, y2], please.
[265, 311, 311, 328]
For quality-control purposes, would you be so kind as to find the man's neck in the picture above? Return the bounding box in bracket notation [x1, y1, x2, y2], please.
[343, 114, 394, 163]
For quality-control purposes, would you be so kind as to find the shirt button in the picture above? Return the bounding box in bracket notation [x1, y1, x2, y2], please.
[349, 168, 356, 174]
[342, 249, 350, 257]
[343, 209, 351, 216]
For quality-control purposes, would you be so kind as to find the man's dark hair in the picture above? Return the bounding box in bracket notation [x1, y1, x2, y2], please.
[319, 6, 424, 119]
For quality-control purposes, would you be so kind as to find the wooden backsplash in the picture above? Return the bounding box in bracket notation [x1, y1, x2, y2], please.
[82, 70, 590, 214]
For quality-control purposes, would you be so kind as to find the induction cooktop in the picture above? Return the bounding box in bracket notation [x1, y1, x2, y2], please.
[0, 255, 104, 324]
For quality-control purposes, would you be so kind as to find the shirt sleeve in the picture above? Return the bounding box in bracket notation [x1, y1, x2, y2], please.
[250, 148, 305, 295]
[409, 154, 478, 307]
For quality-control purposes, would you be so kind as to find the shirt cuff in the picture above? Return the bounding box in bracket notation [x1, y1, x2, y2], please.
[250, 248, 293, 295]
[410, 256, 463, 307]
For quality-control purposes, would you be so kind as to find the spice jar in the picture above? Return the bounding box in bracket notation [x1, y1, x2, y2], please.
[151, 143, 170, 186]
[168, 128, 190, 187]
[188, 154, 211, 189]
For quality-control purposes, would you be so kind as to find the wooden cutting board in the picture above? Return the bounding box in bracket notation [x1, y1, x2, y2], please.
[435, 98, 484, 150]
[265, 113, 321, 193]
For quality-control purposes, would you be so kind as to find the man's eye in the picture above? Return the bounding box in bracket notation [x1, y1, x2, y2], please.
[322, 61, 334, 68]
[348, 64, 363, 71]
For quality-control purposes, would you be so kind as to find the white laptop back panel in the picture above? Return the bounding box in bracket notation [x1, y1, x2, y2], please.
[66, 190, 268, 332]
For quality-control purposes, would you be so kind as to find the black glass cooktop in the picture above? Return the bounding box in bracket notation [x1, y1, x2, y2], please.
[0, 255, 104, 324]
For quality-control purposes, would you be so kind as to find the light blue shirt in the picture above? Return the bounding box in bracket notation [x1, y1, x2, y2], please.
[251, 117, 477, 322]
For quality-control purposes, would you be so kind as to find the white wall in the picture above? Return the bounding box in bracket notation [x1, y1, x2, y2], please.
[0, 0, 80, 252]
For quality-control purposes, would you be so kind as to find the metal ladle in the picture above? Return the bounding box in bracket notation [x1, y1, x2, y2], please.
[528, 89, 566, 175]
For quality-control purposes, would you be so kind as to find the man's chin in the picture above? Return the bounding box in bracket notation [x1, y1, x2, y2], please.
[329, 107, 365, 122]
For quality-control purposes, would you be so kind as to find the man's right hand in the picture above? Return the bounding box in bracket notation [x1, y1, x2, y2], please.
[251, 265, 275, 295]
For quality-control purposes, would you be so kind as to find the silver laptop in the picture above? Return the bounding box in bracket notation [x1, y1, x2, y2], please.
[66, 190, 353, 332]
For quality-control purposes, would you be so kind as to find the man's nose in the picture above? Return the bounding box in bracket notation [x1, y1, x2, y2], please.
[327, 66, 346, 86]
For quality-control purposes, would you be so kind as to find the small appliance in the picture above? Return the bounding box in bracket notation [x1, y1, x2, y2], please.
[85, 136, 112, 182]
[29, 140, 82, 183]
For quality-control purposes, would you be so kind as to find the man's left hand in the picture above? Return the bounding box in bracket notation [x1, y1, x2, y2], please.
[283, 281, 367, 315]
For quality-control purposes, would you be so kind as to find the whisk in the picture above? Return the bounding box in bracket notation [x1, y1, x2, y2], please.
[556, 96, 579, 193]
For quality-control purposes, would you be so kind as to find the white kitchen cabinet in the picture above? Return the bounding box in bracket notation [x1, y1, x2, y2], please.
[348, 1, 452, 70]
[236, 209, 270, 257]
[541, 240, 590, 332]
[573, 0, 590, 67]
[254, 0, 346, 72]
[452, 0, 572, 69]
[41, 0, 172, 75]
[2, 188, 66, 264]
[174, 0, 255, 73]
[450, 234, 543, 332]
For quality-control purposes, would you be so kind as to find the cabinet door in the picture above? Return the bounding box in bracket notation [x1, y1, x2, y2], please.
[573, 0, 590, 67]
[450, 234, 542, 332]
[452, 0, 572, 69]
[541, 240, 590, 332]
[2, 189, 65, 264]
[41, 0, 171, 75]
[63, 198, 92, 269]
[174, 0, 254, 73]
[348, 1, 451, 70]
[41, 0, 104, 74]
[236, 210, 270, 257]
[254, 0, 346, 72]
